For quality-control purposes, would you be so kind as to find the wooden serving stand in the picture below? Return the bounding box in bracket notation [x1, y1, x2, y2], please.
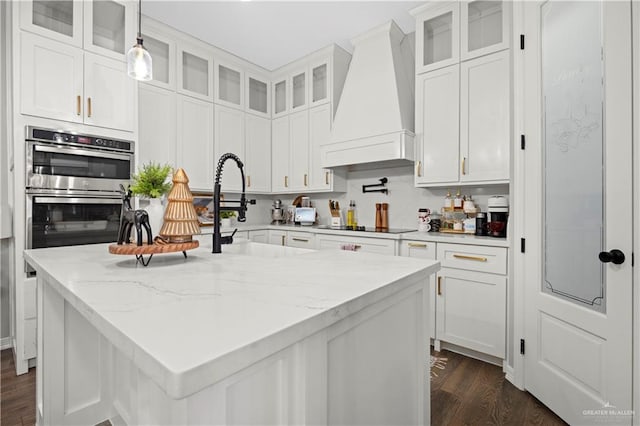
[108, 240, 199, 267]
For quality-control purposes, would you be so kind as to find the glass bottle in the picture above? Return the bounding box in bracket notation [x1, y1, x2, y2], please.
[453, 189, 463, 211]
[444, 191, 453, 212]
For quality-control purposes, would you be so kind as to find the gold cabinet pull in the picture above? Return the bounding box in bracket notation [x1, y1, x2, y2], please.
[247, 175, 251, 187]
[284, 176, 288, 188]
[291, 238, 308, 243]
[416, 160, 422, 177]
[453, 254, 487, 262]
[325, 171, 329, 185]
[87, 97, 92, 117]
[354, 245, 361, 250]
[461, 157, 466, 175]
[304, 174, 308, 186]
[76, 95, 81, 115]
[437, 276, 442, 295]
[408, 242, 427, 248]
[281, 235, 285, 246]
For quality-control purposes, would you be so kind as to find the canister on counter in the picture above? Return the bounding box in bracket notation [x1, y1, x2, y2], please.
[418, 208, 431, 232]
[475, 212, 488, 236]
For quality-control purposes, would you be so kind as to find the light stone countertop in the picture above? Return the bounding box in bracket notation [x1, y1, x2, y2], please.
[201, 223, 510, 247]
[24, 242, 439, 400]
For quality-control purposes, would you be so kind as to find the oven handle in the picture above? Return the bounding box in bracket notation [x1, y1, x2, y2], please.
[33, 197, 122, 205]
[33, 144, 132, 162]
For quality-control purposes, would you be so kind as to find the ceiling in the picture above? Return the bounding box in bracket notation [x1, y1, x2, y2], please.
[142, 1, 423, 71]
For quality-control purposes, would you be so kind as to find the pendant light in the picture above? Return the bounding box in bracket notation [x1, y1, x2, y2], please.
[127, 0, 152, 81]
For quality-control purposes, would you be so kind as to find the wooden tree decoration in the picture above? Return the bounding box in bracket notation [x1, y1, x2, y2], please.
[159, 168, 201, 243]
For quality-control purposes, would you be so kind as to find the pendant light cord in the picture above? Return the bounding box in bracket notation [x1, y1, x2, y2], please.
[137, 0, 142, 38]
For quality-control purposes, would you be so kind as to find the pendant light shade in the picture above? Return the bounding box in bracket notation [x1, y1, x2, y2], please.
[127, 0, 152, 81]
[127, 38, 152, 81]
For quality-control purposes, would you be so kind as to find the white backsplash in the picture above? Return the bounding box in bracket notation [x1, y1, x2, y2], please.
[231, 166, 509, 229]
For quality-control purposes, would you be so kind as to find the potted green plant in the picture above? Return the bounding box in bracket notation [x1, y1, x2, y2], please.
[130, 162, 173, 238]
[219, 210, 237, 228]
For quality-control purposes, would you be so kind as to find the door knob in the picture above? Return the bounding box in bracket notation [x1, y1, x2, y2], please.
[598, 249, 625, 265]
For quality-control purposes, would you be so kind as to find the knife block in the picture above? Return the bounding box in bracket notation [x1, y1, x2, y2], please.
[331, 215, 342, 228]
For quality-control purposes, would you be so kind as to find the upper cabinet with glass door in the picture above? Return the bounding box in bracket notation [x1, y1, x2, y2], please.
[177, 41, 214, 102]
[21, 0, 134, 60]
[290, 67, 308, 112]
[412, 1, 509, 74]
[140, 17, 176, 90]
[309, 60, 330, 108]
[272, 74, 289, 118]
[245, 71, 270, 118]
[215, 60, 244, 110]
[460, 0, 510, 61]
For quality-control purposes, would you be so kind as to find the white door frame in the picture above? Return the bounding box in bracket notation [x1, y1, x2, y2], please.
[511, 1, 638, 423]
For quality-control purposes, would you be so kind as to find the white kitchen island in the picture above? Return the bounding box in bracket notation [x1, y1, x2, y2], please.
[24, 241, 439, 426]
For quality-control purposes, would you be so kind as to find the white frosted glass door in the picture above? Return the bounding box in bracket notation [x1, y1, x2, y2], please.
[273, 79, 287, 116]
[542, 1, 604, 311]
[218, 64, 242, 107]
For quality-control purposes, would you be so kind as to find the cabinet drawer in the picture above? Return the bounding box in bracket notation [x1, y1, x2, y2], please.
[437, 243, 506, 274]
[287, 231, 315, 249]
[316, 235, 397, 256]
[248, 230, 268, 243]
[399, 240, 436, 260]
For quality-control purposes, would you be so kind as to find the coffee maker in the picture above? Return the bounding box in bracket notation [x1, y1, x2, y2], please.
[271, 199, 285, 224]
[487, 196, 509, 238]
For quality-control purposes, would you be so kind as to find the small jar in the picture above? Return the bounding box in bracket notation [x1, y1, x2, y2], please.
[418, 208, 430, 232]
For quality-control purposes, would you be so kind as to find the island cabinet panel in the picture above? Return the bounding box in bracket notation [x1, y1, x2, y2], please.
[35, 258, 431, 426]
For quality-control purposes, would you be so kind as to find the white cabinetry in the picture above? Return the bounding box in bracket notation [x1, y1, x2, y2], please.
[415, 65, 459, 185]
[287, 231, 316, 249]
[400, 241, 437, 340]
[244, 114, 271, 193]
[309, 104, 340, 191]
[412, 1, 510, 187]
[20, 0, 134, 60]
[248, 230, 268, 243]
[21, 32, 134, 131]
[289, 110, 310, 191]
[177, 96, 214, 191]
[246, 72, 270, 118]
[271, 116, 290, 192]
[413, 1, 509, 73]
[316, 234, 397, 256]
[215, 60, 244, 110]
[138, 84, 176, 168]
[268, 229, 287, 246]
[214, 104, 245, 192]
[459, 50, 510, 182]
[141, 18, 176, 90]
[177, 41, 214, 102]
[435, 243, 506, 358]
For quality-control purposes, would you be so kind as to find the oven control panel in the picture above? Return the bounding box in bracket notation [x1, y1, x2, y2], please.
[27, 127, 133, 153]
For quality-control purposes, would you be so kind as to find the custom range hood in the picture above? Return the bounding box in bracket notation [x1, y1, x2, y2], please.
[321, 21, 415, 168]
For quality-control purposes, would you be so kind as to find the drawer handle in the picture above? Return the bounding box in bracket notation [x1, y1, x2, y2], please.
[354, 245, 361, 250]
[247, 175, 251, 187]
[281, 235, 285, 246]
[304, 173, 308, 186]
[76, 95, 81, 116]
[408, 242, 427, 248]
[284, 176, 288, 188]
[453, 254, 487, 262]
[87, 97, 92, 118]
[461, 157, 466, 175]
[416, 160, 422, 177]
[437, 276, 442, 295]
[292, 238, 308, 242]
[325, 171, 329, 185]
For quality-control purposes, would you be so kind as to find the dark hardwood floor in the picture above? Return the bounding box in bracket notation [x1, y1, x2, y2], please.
[1, 349, 36, 426]
[1, 348, 566, 425]
[430, 348, 567, 425]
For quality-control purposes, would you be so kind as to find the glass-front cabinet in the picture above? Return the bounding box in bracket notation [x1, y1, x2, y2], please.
[272, 76, 288, 117]
[246, 72, 270, 118]
[310, 60, 330, 107]
[141, 20, 175, 90]
[460, 0, 510, 61]
[177, 42, 214, 102]
[413, 1, 509, 74]
[414, 2, 460, 74]
[21, 0, 134, 60]
[215, 61, 244, 109]
[290, 68, 307, 111]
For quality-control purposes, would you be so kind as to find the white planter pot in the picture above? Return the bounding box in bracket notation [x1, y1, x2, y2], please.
[145, 198, 164, 241]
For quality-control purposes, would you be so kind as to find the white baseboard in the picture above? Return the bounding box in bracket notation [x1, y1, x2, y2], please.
[0, 336, 12, 350]
[504, 363, 515, 384]
[439, 341, 503, 367]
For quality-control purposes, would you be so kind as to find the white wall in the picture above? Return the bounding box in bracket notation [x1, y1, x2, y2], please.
[238, 166, 509, 230]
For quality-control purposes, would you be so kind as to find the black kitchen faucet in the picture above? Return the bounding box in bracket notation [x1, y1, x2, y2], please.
[212, 153, 256, 254]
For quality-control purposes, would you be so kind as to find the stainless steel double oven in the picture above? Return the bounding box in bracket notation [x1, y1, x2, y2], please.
[25, 126, 134, 261]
